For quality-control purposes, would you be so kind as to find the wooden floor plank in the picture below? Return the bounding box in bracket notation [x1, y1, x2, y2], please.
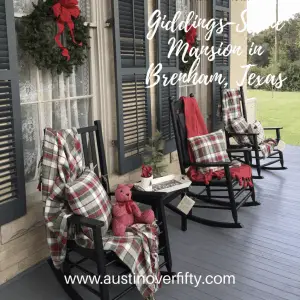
[173, 245, 300, 296]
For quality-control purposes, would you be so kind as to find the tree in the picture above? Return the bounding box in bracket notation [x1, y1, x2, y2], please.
[247, 13, 300, 91]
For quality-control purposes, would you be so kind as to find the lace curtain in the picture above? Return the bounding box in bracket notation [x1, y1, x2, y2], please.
[14, 0, 92, 183]
[176, 0, 190, 17]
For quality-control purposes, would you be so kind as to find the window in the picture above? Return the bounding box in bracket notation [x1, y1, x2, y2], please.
[13, 0, 98, 193]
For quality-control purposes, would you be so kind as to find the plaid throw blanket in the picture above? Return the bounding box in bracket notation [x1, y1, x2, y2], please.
[40, 128, 160, 299]
[260, 139, 277, 158]
[76, 225, 160, 299]
[219, 89, 276, 158]
[41, 128, 83, 267]
[218, 89, 243, 128]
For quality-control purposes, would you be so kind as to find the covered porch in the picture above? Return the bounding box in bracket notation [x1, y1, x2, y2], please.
[1, 145, 299, 300]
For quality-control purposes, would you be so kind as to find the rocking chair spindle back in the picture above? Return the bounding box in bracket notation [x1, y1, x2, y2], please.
[77, 120, 110, 193]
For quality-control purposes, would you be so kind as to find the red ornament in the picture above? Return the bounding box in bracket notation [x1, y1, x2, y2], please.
[52, 0, 83, 61]
[141, 165, 153, 178]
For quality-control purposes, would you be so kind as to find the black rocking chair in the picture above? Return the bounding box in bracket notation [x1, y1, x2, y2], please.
[221, 86, 287, 179]
[166, 97, 260, 231]
[47, 120, 174, 300]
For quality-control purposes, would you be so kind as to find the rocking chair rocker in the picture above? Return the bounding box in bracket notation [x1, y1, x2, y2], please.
[45, 120, 174, 300]
[220, 86, 287, 179]
[166, 96, 260, 231]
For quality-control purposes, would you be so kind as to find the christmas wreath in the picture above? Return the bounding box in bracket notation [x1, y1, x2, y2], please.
[179, 25, 199, 73]
[18, 0, 90, 76]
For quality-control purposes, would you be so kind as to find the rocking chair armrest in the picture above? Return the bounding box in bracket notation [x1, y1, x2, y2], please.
[68, 215, 105, 230]
[263, 127, 282, 142]
[190, 161, 231, 167]
[264, 127, 283, 130]
[227, 148, 251, 153]
[227, 131, 258, 136]
[227, 148, 251, 165]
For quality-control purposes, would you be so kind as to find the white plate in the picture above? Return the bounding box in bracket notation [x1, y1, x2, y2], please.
[134, 174, 192, 193]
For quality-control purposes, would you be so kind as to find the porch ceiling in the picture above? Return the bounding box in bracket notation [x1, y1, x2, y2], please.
[1, 145, 300, 300]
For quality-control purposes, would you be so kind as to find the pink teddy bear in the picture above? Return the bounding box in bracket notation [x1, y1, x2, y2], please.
[112, 184, 155, 236]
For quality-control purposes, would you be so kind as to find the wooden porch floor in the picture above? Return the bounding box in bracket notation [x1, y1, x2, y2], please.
[1, 145, 300, 300]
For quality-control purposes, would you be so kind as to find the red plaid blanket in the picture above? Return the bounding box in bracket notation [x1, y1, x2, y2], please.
[218, 88, 243, 127]
[218, 89, 277, 158]
[76, 224, 160, 298]
[260, 139, 277, 158]
[40, 128, 160, 299]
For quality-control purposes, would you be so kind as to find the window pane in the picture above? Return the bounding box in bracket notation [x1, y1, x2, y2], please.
[78, 0, 91, 21]
[14, 0, 90, 20]
[18, 51, 91, 103]
[39, 101, 69, 130]
[21, 104, 39, 182]
[71, 98, 91, 128]
[14, 0, 38, 15]
[45, 101, 70, 130]
[71, 63, 91, 97]
[19, 53, 38, 104]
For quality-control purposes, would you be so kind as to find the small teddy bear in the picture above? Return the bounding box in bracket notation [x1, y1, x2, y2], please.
[112, 184, 155, 236]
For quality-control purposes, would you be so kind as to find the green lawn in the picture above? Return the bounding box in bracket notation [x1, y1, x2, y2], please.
[247, 90, 300, 146]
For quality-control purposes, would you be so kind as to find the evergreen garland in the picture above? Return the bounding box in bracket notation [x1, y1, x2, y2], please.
[17, 0, 90, 76]
[179, 27, 199, 74]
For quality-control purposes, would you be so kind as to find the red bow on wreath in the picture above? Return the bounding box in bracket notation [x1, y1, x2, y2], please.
[186, 25, 197, 52]
[52, 0, 83, 61]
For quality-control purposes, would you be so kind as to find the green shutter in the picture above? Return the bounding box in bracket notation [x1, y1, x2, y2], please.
[212, 0, 230, 131]
[112, 0, 152, 174]
[156, 0, 179, 154]
[0, 0, 26, 225]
